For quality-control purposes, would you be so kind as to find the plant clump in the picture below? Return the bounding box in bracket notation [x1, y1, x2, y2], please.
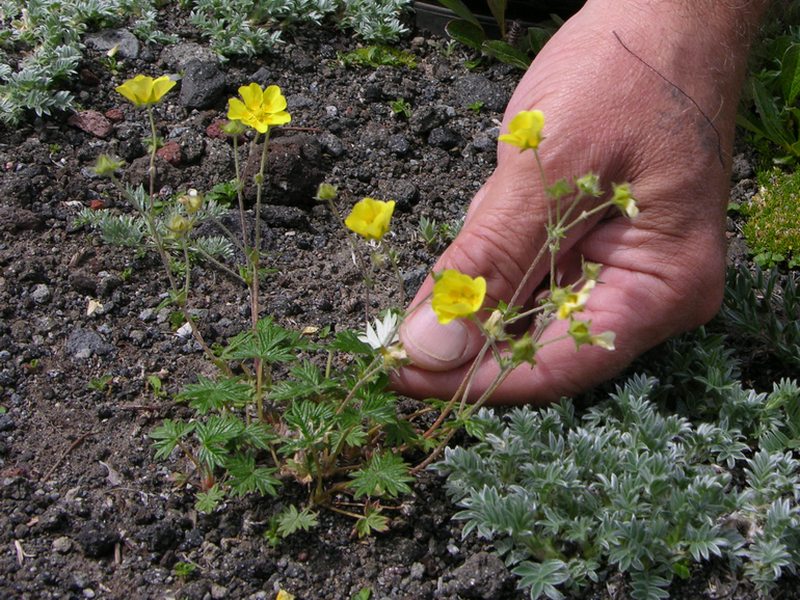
[742, 168, 800, 267]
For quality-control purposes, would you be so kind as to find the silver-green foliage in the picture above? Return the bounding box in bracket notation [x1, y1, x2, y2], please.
[436, 374, 800, 599]
[189, 0, 410, 58]
[0, 0, 167, 124]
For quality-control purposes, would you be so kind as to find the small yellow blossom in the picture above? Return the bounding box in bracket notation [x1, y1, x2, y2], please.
[167, 214, 191, 236]
[178, 189, 203, 214]
[227, 83, 291, 133]
[498, 110, 545, 151]
[568, 320, 616, 350]
[431, 269, 486, 325]
[115, 74, 176, 107]
[551, 280, 595, 320]
[345, 197, 396, 240]
[611, 182, 639, 218]
[275, 591, 295, 600]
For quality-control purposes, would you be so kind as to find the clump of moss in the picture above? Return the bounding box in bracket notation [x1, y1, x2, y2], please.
[742, 168, 800, 268]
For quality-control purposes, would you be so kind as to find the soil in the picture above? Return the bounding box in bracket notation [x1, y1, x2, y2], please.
[0, 7, 796, 600]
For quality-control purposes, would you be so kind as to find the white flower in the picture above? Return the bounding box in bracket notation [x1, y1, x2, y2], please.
[359, 310, 400, 350]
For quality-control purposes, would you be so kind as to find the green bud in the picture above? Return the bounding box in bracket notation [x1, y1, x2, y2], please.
[93, 154, 124, 177]
[510, 333, 538, 366]
[575, 173, 601, 197]
[315, 182, 339, 202]
[167, 214, 191, 237]
[179, 189, 203, 214]
[221, 120, 246, 136]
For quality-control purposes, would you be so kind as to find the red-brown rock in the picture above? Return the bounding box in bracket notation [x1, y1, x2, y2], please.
[68, 110, 113, 139]
[156, 141, 182, 166]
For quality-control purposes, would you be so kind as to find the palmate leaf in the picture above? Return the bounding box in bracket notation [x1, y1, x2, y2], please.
[354, 506, 389, 538]
[276, 504, 318, 538]
[177, 376, 252, 414]
[150, 419, 195, 460]
[220, 316, 305, 364]
[195, 484, 225, 514]
[329, 329, 373, 355]
[269, 361, 340, 403]
[195, 415, 245, 470]
[348, 451, 413, 499]
[280, 399, 337, 454]
[225, 454, 279, 497]
[512, 559, 568, 600]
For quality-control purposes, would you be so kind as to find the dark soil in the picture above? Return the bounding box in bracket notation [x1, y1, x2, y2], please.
[0, 8, 794, 600]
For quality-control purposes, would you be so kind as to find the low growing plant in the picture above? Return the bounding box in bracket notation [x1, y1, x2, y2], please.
[435, 0, 561, 69]
[436, 374, 800, 599]
[740, 167, 800, 268]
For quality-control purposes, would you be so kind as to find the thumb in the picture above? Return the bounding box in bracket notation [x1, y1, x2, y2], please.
[400, 157, 553, 371]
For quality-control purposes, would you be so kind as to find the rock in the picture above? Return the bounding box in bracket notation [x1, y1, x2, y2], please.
[0, 206, 43, 232]
[65, 328, 115, 360]
[52, 536, 73, 554]
[0, 413, 15, 432]
[176, 322, 193, 339]
[31, 284, 51, 304]
[76, 521, 118, 558]
[85, 29, 140, 59]
[244, 134, 325, 208]
[104, 108, 124, 123]
[160, 42, 218, 71]
[387, 134, 411, 156]
[441, 552, 513, 599]
[318, 133, 345, 157]
[179, 60, 227, 109]
[0, 175, 34, 207]
[428, 126, 463, 150]
[453, 73, 511, 112]
[261, 205, 308, 229]
[731, 152, 755, 181]
[409, 105, 448, 134]
[69, 272, 97, 296]
[127, 155, 180, 190]
[156, 141, 182, 166]
[378, 179, 418, 211]
[210, 584, 228, 599]
[68, 111, 113, 139]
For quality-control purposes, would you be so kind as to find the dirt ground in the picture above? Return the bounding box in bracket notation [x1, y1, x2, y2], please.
[1, 7, 797, 600]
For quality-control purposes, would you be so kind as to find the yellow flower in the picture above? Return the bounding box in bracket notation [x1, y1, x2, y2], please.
[498, 110, 545, 151]
[344, 197, 396, 240]
[275, 591, 295, 600]
[551, 280, 595, 320]
[431, 269, 487, 325]
[115, 75, 176, 107]
[611, 182, 639, 218]
[227, 83, 291, 133]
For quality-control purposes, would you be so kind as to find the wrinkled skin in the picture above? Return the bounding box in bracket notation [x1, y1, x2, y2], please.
[395, 1, 766, 404]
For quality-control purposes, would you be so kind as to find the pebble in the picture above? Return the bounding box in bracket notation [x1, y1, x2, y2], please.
[31, 284, 51, 304]
[68, 111, 113, 139]
[211, 584, 228, 599]
[53, 536, 72, 553]
[176, 322, 193, 339]
[85, 28, 140, 59]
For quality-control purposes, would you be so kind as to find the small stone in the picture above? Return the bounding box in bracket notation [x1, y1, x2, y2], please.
[68, 111, 113, 139]
[83, 588, 96, 598]
[179, 60, 226, 109]
[65, 328, 115, 360]
[428, 127, 463, 150]
[210, 584, 228, 599]
[76, 521, 118, 558]
[156, 141, 182, 167]
[205, 120, 228, 140]
[31, 284, 51, 304]
[53, 536, 72, 554]
[85, 29, 140, 59]
[104, 108, 124, 123]
[176, 322, 193, 339]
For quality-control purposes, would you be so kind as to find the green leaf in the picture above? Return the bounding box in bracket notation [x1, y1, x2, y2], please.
[195, 484, 225, 513]
[269, 361, 340, 403]
[220, 317, 304, 364]
[150, 419, 195, 460]
[280, 399, 336, 454]
[348, 452, 414, 499]
[328, 329, 373, 355]
[780, 43, 800, 106]
[750, 77, 792, 148]
[445, 19, 486, 51]
[177, 376, 252, 414]
[225, 454, 280, 497]
[527, 26, 552, 55]
[195, 415, 244, 470]
[275, 504, 318, 538]
[350, 588, 372, 600]
[512, 559, 568, 600]
[481, 40, 530, 70]
[486, 0, 507, 36]
[437, 0, 481, 27]
[355, 506, 389, 537]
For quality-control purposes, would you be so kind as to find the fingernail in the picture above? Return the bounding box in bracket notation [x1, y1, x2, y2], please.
[401, 305, 470, 369]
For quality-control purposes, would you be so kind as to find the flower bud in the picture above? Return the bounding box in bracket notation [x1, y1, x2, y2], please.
[315, 182, 338, 202]
[93, 154, 124, 177]
[179, 189, 203, 214]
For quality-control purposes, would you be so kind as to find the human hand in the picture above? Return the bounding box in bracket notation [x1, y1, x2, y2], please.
[394, 0, 764, 404]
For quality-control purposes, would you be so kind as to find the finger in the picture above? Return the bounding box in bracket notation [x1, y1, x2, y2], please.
[394, 262, 709, 404]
